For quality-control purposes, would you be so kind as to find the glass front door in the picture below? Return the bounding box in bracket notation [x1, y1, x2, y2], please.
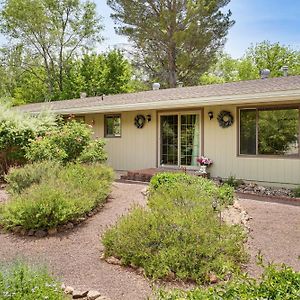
[160, 113, 200, 167]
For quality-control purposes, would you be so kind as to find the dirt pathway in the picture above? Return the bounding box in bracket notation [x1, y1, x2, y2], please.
[241, 199, 300, 276]
[0, 182, 152, 300]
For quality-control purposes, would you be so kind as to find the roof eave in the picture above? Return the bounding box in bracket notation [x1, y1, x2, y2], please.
[22, 89, 300, 115]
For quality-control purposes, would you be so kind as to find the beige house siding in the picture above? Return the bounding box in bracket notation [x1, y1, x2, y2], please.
[81, 103, 300, 186]
[86, 111, 157, 170]
[203, 105, 300, 186]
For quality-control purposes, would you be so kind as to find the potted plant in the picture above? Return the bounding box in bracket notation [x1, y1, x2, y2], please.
[196, 156, 213, 174]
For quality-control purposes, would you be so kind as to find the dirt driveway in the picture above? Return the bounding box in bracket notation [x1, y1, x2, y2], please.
[0, 182, 299, 300]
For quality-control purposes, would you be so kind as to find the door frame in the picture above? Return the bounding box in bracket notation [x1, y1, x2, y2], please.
[158, 110, 202, 169]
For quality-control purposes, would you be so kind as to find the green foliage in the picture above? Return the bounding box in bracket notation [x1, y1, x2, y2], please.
[78, 139, 107, 164]
[224, 175, 244, 189]
[25, 120, 96, 163]
[108, 0, 234, 87]
[150, 173, 234, 206]
[103, 180, 246, 283]
[0, 261, 65, 300]
[200, 41, 300, 85]
[0, 0, 103, 101]
[0, 163, 114, 230]
[293, 186, 300, 198]
[0, 105, 57, 174]
[156, 263, 300, 299]
[5, 161, 61, 194]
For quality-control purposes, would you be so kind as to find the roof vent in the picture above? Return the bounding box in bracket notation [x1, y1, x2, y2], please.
[260, 69, 270, 79]
[80, 92, 87, 99]
[281, 66, 288, 77]
[152, 82, 160, 90]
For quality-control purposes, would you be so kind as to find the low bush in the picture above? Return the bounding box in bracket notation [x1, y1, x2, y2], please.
[223, 175, 244, 189]
[102, 180, 246, 283]
[0, 163, 113, 230]
[150, 173, 234, 206]
[156, 263, 300, 299]
[293, 186, 300, 198]
[5, 161, 61, 194]
[0, 261, 65, 300]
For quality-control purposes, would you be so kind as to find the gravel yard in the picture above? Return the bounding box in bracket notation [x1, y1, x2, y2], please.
[0, 182, 299, 299]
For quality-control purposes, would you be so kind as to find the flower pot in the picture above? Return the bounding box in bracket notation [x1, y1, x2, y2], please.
[199, 165, 207, 174]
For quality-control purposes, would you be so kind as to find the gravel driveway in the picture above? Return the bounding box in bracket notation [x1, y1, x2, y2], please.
[241, 199, 300, 276]
[0, 182, 299, 300]
[0, 182, 152, 300]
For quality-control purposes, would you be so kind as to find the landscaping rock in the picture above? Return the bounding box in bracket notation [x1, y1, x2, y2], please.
[64, 286, 74, 295]
[209, 273, 218, 284]
[48, 228, 58, 235]
[105, 256, 122, 265]
[66, 222, 74, 230]
[28, 229, 35, 236]
[87, 290, 101, 300]
[35, 230, 47, 238]
[72, 290, 88, 299]
[20, 229, 27, 236]
[12, 226, 22, 234]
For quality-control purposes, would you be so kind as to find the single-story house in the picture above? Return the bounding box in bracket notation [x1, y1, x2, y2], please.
[17, 76, 300, 187]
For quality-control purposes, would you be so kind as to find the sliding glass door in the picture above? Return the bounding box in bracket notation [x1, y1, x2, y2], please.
[160, 112, 200, 167]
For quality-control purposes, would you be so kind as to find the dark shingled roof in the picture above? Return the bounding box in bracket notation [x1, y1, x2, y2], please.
[17, 76, 300, 113]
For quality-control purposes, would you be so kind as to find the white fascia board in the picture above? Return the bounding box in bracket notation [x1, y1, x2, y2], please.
[29, 89, 300, 115]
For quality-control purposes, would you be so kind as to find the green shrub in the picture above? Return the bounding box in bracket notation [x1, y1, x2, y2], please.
[293, 186, 300, 198]
[0, 261, 65, 300]
[150, 173, 234, 206]
[223, 175, 244, 189]
[5, 161, 61, 194]
[25, 121, 92, 163]
[0, 105, 57, 175]
[0, 163, 114, 230]
[149, 172, 194, 190]
[78, 139, 107, 164]
[156, 263, 300, 299]
[102, 181, 246, 283]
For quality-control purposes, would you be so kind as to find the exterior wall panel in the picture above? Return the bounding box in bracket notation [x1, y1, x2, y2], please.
[204, 105, 300, 186]
[87, 111, 157, 170]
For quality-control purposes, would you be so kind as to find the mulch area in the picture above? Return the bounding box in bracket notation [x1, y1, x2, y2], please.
[0, 182, 299, 299]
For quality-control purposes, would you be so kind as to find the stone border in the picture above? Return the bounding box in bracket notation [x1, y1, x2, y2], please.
[62, 283, 111, 300]
[0, 202, 106, 238]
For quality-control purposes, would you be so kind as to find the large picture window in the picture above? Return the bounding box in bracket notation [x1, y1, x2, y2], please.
[239, 107, 300, 157]
[104, 115, 121, 137]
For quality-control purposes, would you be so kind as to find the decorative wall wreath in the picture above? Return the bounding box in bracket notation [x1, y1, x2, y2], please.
[134, 114, 146, 128]
[217, 111, 234, 128]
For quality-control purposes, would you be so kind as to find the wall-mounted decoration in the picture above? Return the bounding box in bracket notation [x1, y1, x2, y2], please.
[134, 114, 146, 128]
[217, 111, 234, 128]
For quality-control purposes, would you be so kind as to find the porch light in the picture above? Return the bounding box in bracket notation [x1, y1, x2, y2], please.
[146, 114, 152, 122]
[208, 111, 214, 120]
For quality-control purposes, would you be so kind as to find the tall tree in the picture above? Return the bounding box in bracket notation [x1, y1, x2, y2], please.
[108, 0, 234, 88]
[0, 0, 103, 99]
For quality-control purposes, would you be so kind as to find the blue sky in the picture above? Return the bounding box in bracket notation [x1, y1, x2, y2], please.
[97, 0, 300, 58]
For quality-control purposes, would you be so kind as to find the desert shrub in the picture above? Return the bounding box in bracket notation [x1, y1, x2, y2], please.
[0, 261, 65, 300]
[78, 139, 107, 164]
[224, 175, 244, 189]
[5, 161, 61, 194]
[150, 173, 234, 206]
[293, 186, 300, 198]
[156, 263, 300, 299]
[102, 181, 246, 283]
[0, 164, 113, 230]
[0, 105, 56, 175]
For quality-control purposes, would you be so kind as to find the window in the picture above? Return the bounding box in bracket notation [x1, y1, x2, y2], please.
[239, 107, 300, 157]
[104, 115, 121, 137]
